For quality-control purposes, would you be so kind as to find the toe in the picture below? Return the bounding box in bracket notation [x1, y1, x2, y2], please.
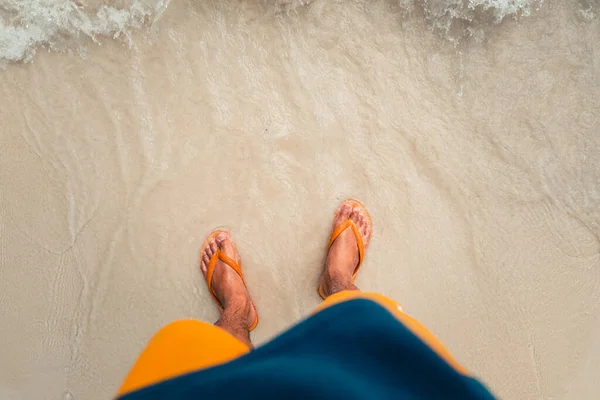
[350, 207, 370, 242]
[204, 246, 212, 257]
[364, 228, 371, 243]
[333, 202, 352, 227]
[218, 233, 235, 258]
[361, 215, 369, 229]
[358, 212, 365, 225]
[209, 239, 218, 253]
[349, 209, 360, 224]
[200, 253, 210, 276]
[216, 232, 229, 245]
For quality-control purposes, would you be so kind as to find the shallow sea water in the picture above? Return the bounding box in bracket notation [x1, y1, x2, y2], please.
[1, 1, 599, 399]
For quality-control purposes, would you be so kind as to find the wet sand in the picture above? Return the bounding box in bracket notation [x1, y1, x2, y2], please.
[1, 1, 599, 399]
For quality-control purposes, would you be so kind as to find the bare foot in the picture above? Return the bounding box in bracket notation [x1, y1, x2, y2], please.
[319, 202, 372, 297]
[200, 232, 257, 330]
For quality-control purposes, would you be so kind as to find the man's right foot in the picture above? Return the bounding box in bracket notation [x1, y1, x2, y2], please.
[319, 201, 372, 297]
[200, 232, 257, 330]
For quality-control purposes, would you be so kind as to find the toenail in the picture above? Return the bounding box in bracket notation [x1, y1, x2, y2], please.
[217, 233, 227, 241]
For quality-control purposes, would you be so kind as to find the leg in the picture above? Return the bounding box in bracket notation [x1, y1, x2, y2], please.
[315, 200, 467, 375]
[215, 300, 253, 348]
[200, 233, 257, 348]
[319, 202, 372, 297]
[118, 232, 256, 396]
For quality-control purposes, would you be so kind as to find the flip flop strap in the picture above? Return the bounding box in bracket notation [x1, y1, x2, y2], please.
[206, 249, 245, 309]
[328, 219, 365, 273]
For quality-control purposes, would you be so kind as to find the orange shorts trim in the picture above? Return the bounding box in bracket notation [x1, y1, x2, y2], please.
[117, 292, 466, 397]
[117, 320, 249, 397]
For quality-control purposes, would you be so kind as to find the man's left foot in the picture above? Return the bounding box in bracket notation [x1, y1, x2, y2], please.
[318, 201, 372, 297]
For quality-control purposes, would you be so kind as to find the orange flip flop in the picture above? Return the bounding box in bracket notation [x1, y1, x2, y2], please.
[318, 199, 373, 299]
[201, 231, 259, 331]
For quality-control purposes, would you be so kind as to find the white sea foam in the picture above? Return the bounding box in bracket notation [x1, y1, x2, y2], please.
[0, 0, 596, 64]
[404, 0, 544, 39]
[282, 0, 545, 41]
[284, 0, 541, 20]
[0, 0, 170, 64]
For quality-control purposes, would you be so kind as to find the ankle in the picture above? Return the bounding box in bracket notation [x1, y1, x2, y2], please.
[322, 271, 358, 297]
[222, 293, 250, 313]
[221, 295, 254, 327]
[215, 313, 253, 348]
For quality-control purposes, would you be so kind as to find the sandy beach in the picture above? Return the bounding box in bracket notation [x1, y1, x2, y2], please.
[1, 1, 599, 399]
